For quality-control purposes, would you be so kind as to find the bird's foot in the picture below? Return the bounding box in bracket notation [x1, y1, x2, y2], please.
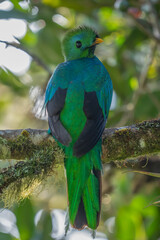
[64, 208, 70, 236]
[91, 230, 96, 239]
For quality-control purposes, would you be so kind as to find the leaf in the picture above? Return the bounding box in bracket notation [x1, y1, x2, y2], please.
[135, 93, 159, 120]
[0, 233, 12, 240]
[33, 210, 52, 240]
[0, 67, 28, 95]
[14, 199, 35, 240]
[116, 206, 136, 240]
[9, 0, 28, 12]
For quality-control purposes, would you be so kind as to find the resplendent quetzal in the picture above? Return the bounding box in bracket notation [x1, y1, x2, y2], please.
[45, 26, 113, 230]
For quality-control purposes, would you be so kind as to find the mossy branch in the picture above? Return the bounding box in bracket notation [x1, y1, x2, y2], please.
[0, 129, 64, 206]
[0, 119, 160, 206]
[102, 118, 160, 161]
[0, 119, 160, 162]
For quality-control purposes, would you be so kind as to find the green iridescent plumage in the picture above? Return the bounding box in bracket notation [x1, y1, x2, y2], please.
[45, 26, 113, 230]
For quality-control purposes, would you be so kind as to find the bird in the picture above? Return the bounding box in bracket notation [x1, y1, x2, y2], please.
[45, 26, 113, 231]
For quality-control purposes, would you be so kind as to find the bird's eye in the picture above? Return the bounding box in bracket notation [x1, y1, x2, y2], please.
[76, 41, 82, 48]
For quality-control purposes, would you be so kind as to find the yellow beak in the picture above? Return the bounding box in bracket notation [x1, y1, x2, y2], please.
[91, 38, 103, 46]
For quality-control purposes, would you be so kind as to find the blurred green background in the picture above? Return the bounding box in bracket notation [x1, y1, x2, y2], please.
[0, 0, 160, 239]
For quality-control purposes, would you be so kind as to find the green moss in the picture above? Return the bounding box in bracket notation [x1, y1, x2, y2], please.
[103, 119, 160, 163]
[21, 129, 30, 137]
[8, 131, 36, 159]
[0, 137, 11, 159]
[115, 128, 130, 137]
[0, 132, 64, 207]
[104, 127, 137, 161]
[1, 176, 42, 207]
[138, 119, 160, 130]
[0, 137, 7, 145]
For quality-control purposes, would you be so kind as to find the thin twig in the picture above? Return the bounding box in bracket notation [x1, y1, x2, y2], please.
[134, 18, 160, 43]
[0, 40, 52, 75]
[148, 0, 160, 38]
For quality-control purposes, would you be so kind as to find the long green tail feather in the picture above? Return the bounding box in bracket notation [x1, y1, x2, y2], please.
[65, 148, 91, 225]
[64, 143, 102, 229]
[69, 181, 81, 224]
[83, 183, 98, 230]
[87, 173, 100, 212]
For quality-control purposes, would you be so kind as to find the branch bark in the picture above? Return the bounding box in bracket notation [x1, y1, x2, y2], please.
[0, 118, 160, 201]
[0, 119, 160, 162]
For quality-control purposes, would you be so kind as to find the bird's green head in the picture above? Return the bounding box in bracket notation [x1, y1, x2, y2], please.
[62, 26, 103, 61]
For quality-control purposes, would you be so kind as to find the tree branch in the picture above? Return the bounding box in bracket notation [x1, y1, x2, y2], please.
[133, 18, 160, 44]
[0, 119, 160, 162]
[0, 118, 160, 204]
[0, 40, 52, 75]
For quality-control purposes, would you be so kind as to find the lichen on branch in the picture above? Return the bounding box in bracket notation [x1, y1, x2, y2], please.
[102, 118, 160, 162]
[0, 129, 64, 206]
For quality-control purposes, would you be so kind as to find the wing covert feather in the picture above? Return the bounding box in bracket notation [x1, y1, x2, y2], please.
[73, 91, 106, 157]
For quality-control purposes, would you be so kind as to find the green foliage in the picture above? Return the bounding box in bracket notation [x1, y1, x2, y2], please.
[0, 0, 160, 239]
[115, 193, 160, 240]
[0, 233, 12, 240]
[0, 68, 28, 95]
[34, 210, 53, 240]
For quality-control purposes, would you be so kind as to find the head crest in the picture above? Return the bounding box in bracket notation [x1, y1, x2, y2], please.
[63, 26, 98, 43]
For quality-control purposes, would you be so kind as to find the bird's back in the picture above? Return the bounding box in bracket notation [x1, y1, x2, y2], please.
[59, 56, 111, 144]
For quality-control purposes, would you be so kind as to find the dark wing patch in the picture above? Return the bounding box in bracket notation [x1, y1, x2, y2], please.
[47, 87, 72, 146]
[73, 91, 106, 157]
